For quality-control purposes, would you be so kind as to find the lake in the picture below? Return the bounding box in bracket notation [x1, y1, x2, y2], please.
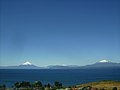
[0, 68, 120, 87]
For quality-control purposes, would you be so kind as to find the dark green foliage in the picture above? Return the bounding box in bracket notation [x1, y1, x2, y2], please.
[47, 83, 51, 88]
[20, 81, 31, 87]
[100, 88, 105, 90]
[32, 81, 42, 87]
[2, 84, 6, 88]
[14, 81, 31, 88]
[54, 81, 62, 88]
[54, 81, 59, 87]
[14, 82, 21, 88]
[113, 87, 117, 90]
[0, 84, 6, 90]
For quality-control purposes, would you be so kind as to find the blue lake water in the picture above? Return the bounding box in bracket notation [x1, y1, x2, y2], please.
[0, 68, 120, 87]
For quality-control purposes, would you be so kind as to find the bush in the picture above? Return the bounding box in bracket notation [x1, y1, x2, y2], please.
[112, 87, 117, 90]
[54, 81, 62, 88]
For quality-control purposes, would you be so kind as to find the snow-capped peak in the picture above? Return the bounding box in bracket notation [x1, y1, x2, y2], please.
[22, 61, 32, 65]
[98, 60, 109, 63]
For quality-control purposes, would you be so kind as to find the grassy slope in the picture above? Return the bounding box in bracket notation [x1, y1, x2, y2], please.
[77, 80, 120, 90]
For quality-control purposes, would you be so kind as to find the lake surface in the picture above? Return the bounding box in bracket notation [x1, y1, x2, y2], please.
[0, 68, 120, 87]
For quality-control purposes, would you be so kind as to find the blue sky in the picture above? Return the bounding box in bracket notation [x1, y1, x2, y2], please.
[0, 0, 120, 66]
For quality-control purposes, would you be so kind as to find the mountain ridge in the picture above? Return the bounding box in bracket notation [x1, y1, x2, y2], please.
[0, 60, 120, 69]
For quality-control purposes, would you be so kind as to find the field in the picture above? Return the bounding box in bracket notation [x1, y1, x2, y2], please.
[77, 80, 120, 90]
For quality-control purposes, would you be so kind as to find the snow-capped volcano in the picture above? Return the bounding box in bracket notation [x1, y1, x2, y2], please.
[17, 61, 41, 69]
[0, 61, 41, 69]
[0, 60, 120, 69]
[22, 61, 32, 65]
[98, 60, 110, 63]
[82, 60, 120, 69]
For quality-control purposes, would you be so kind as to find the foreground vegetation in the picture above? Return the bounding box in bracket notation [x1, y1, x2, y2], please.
[77, 80, 120, 90]
[0, 80, 120, 90]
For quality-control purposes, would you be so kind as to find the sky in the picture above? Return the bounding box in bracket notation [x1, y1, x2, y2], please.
[0, 0, 120, 66]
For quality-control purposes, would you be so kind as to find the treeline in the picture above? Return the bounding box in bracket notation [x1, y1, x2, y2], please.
[0, 81, 119, 90]
[0, 81, 63, 90]
[14, 81, 62, 90]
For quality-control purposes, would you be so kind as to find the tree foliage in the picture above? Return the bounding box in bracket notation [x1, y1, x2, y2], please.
[54, 81, 62, 88]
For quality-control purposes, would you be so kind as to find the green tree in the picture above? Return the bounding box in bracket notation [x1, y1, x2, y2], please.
[33, 81, 42, 87]
[47, 83, 50, 88]
[2, 84, 6, 88]
[54, 81, 62, 88]
[113, 87, 117, 90]
[100, 88, 105, 90]
[54, 81, 59, 87]
[20, 81, 31, 87]
[14, 82, 21, 88]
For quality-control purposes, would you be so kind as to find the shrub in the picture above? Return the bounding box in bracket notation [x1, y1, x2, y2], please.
[112, 87, 117, 90]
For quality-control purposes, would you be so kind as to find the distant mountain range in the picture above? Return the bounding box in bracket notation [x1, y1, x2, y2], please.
[81, 60, 120, 69]
[0, 60, 120, 69]
[0, 61, 42, 69]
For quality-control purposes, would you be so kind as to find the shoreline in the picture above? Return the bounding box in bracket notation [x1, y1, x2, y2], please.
[0, 80, 120, 90]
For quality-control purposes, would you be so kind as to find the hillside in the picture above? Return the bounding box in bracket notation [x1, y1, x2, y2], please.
[77, 80, 120, 90]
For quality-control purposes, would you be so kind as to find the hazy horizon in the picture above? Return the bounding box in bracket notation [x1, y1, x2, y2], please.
[0, 59, 119, 67]
[0, 0, 120, 66]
